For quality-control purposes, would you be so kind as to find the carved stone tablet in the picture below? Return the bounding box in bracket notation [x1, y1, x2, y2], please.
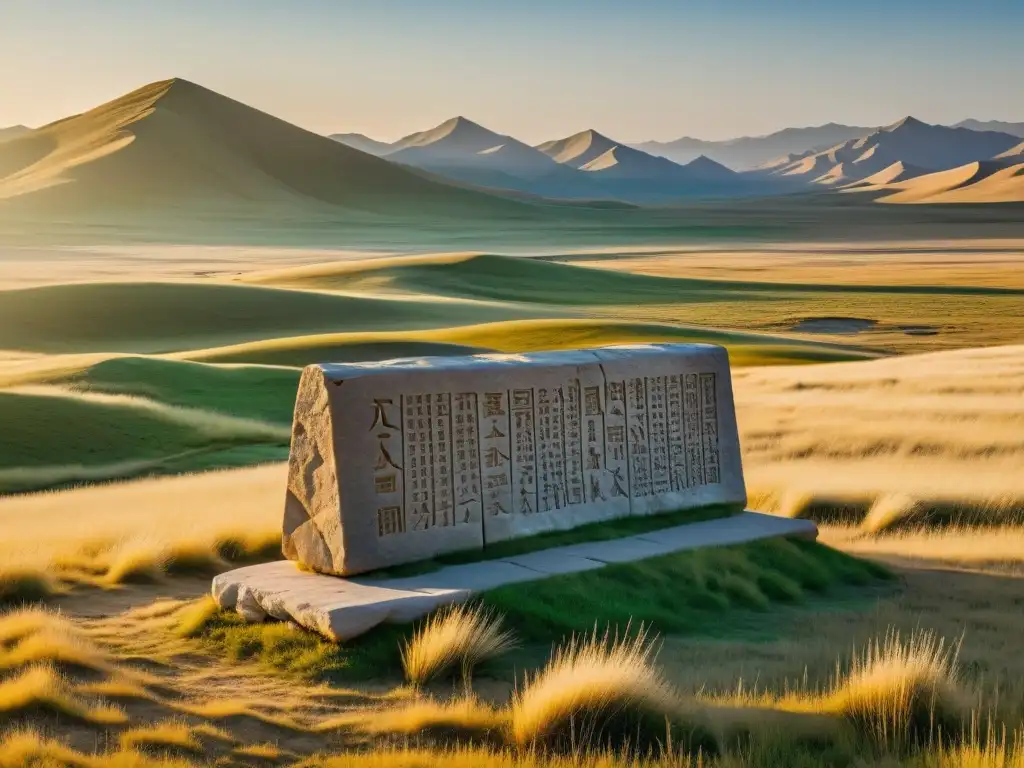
[282, 344, 746, 576]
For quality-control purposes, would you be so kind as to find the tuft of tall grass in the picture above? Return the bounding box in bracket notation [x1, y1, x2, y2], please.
[401, 603, 517, 687]
[0, 608, 116, 677]
[174, 596, 221, 639]
[0, 665, 127, 725]
[0, 730, 87, 768]
[862, 493, 920, 533]
[119, 719, 202, 753]
[0, 567, 59, 606]
[331, 696, 508, 743]
[824, 628, 968, 752]
[510, 625, 709, 755]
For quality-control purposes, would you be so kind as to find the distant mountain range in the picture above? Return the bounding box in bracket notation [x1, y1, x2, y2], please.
[3, 81, 1021, 219]
[952, 119, 1024, 138]
[333, 120, 790, 203]
[763, 117, 1020, 187]
[631, 123, 875, 171]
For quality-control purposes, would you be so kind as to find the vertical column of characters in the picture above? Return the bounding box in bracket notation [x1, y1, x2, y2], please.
[453, 393, 483, 525]
[602, 381, 630, 501]
[626, 376, 651, 498]
[510, 388, 538, 515]
[479, 391, 512, 517]
[646, 375, 670, 495]
[536, 386, 567, 512]
[682, 374, 705, 488]
[536, 388, 553, 512]
[563, 379, 585, 506]
[430, 393, 453, 527]
[699, 373, 721, 485]
[404, 394, 437, 530]
[666, 375, 687, 492]
[371, 397, 405, 538]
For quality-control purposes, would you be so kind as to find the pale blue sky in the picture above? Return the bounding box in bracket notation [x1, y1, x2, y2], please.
[2, 0, 1021, 143]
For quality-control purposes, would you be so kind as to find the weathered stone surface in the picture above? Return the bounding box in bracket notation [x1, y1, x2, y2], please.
[282, 344, 747, 576]
[216, 512, 818, 641]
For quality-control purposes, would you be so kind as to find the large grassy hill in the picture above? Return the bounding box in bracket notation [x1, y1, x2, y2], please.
[0, 79, 538, 220]
[0, 280, 540, 354]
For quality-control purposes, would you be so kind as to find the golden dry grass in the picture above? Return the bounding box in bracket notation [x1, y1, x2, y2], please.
[823, 629, 967, 750]
[0, 665, 126, 725]
[820, 525, 1024, 570]
[0, 609, 119, 678]
[332, 696, 507, 738]
[0, 464, 284, 598]
[736, 345, 1024, 533]
[232, 742, 283, 759]
[510, 626, 683, 752]
[173, 596, 221, 639]
[710, 628, 970, 755]
[119, 720, 201, 753]
[401, 603, 518, 687]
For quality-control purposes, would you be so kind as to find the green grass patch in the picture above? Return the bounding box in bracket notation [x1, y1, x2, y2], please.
[62, 356, 300, 424]
[484, 537, 893, 644]
[249, 252, 1024, 306]
[195, 539, 893, 685]
[0, 386, 290, 495]
[373, 503, 742, 578]
[0, 280, 534, 354]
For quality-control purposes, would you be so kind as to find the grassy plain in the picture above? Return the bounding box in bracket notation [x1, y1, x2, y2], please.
[0, 240, 1023, 765]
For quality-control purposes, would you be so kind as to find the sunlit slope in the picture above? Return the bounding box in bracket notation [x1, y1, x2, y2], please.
[180, 318, 873, 367]
[244, 252, 1024, 305]
[0, 280, 538, 353]
[0, 356, 297, 493]
[879, 161, 1024, 204]
[0, 78, 530, 218]
[0, 382, 291, 495]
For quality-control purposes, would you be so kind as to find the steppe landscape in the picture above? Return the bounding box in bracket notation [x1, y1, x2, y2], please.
[2, 6, 1024, 764]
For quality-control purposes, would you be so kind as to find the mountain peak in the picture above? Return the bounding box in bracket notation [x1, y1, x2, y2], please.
[684, 154, 738, 178]
[574, 128, 614, 145]
[883, 116, 929, 133]
[440, 115, 479, 129]
[389, 116, 505, 153]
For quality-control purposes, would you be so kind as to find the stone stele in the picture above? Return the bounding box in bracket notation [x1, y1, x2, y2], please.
[282, 343, 746, 576]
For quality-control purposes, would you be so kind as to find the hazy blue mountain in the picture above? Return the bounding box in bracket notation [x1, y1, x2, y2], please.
[953, 119, 1024, 138]
[633, 123, 875, 170]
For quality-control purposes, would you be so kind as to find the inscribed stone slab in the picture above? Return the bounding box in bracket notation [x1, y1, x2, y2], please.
[282, 344, 747, 576]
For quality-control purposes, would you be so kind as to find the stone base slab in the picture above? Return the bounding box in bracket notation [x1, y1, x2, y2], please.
[212, 512, 818, 641]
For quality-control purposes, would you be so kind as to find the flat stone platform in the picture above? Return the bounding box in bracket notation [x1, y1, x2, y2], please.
[212, 512, 818, 641]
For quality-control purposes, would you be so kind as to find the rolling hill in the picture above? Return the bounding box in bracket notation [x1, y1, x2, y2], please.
[767, 117, 1020, 187]
[0, 79, 534, 220]
[0, 278, 539, 354]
